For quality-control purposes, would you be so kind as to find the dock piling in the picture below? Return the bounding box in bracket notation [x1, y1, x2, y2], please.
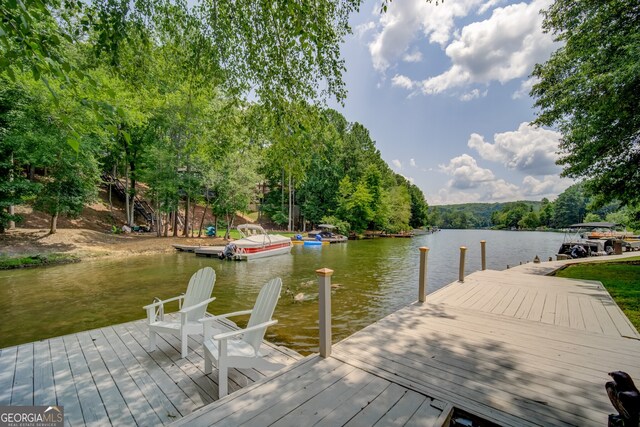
[316, 268, 334, 358]
[419, 247, 429, 302]
[459, 246, 467, 282]
[480, 240, 486, 271]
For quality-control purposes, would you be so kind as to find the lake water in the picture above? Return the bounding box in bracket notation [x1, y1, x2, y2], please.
[0, 230, 566, 353]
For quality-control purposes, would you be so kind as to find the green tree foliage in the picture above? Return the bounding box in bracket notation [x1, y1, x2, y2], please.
[33, 142, 99, 234]
[552, 183, 587, 227]
[0, 79, 42, 232]
[336, 176, 373, 233]
[532, 1, 640, 206]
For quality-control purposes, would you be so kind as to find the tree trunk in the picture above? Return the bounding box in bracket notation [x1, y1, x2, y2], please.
[198, 194, 210, 238]
[172, 209, 178, 237]
[129, 160, 136, 226]
[163, 213, 169, 237]
[155, 197, 162, 237]
[8, 152, 15, 229]
[288, 172, 293, 231]
[183, 195, 190, 237]
[190, 202, 196, 237]
[225, 213, 234, 239]
[49, 213, 58, 234]
[124, 164, 131, 226]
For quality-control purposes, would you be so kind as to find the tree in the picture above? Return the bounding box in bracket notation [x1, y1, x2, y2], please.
[531, 1, 640, 206]
[34, 140, 99, 234]
[0, 79, 42, 232]
[552, 184, 587, 227]
[336, 176, 373, 233]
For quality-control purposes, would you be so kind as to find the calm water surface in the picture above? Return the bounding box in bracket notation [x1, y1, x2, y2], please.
[0, 230, 565, 353]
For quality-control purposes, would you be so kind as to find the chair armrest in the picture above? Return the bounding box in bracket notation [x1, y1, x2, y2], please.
[199, 309, 253, 324]
[179, 297, 216, 314]
[213, 319, 278, 341]
[143, 294, 184, 310]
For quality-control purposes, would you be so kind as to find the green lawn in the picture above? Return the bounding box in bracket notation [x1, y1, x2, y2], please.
[554, 257, 640, 331]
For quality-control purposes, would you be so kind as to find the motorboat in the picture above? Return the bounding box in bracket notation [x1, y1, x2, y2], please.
[220, 224, 292, 260]
[303, 224, 348, 243]
[557, 222, 638, 259]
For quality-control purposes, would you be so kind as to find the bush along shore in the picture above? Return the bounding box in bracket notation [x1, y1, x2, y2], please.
[0, 253, 80, 270]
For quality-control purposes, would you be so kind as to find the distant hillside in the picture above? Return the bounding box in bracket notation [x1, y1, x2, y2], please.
[428, 201, 542, 229]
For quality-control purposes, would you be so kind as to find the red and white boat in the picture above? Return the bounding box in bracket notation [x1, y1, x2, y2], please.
[221, 224, 292, 260]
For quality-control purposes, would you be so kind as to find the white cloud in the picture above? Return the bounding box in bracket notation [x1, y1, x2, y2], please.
[392, 159, 402, 169]
[512, 76, 539, 99]
[521, 175, 572, 197]
[467, 122, 561, 175]
[478, 0, 505, 15]
[391, 74, 415, 90]
[459, 88, 487, 101]
[439, 154, 495, 189]
[403, 50, 423, 63]
[410, 158, 416, 167]
[420, 0, 557, 95]
[369, 0, 484, 72]
[355, 21, 376, 39]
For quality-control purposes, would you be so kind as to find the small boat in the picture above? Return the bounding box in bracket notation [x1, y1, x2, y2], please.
[305, 224, 348, 243]
[220, 224, 292, 261]
[557, 222, 635, 259]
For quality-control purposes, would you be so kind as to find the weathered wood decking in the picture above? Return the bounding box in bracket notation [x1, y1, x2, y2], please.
[0, 316, 301, 426]
[175, 268, 640, 426]
[2, 260, 639, 426]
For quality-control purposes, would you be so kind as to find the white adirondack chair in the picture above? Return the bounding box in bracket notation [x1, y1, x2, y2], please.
[144, 267, 216, 358]
[201, 277, 283, 398]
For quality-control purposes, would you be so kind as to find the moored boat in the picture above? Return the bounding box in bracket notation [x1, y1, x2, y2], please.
[303, 224, 348, 243]
[556, 222, 639, 259]
[220, 224, 292, 260]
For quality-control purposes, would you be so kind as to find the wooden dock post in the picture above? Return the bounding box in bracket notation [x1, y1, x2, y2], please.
[316, 268, 333, 358]
[480, 240, 486, 271]
[419, 247, 429, 303]
[459, 246, 467, 282]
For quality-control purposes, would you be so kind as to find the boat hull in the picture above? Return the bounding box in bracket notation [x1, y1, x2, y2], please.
[236, 243, 292, 260]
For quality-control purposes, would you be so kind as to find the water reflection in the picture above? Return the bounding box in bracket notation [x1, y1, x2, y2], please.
[0, 230, 565, 353]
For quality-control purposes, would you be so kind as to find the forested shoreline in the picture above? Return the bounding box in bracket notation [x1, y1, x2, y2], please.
[0, 0, 430, 237]
[430, 183, 639, 231]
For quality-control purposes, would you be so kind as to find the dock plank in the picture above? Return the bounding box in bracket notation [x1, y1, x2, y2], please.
[33, 340, 55, 406]
[0, 346, 17, 405]
[343, 383, 409, 427]
[49, 337, 84, 426]
[313, 376, 391, 427]
[62, 334, 109, 425]
[11, 343, 34, 406]
[372, 389, 426, 426]
[404, 398, 447, 427]
[75, 331, 137, 426]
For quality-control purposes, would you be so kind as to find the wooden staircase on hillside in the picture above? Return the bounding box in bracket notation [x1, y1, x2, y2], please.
[102, 173, 155, 224]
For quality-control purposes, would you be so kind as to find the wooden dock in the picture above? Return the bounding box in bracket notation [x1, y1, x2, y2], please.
[2, 261, 639, 426]
[0, 316, 301, 426]
[175, 269, 640, 426]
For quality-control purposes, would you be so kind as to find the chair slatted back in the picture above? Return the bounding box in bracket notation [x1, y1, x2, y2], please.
[243, 278, 282, 352]
[183, 267, 216, 322]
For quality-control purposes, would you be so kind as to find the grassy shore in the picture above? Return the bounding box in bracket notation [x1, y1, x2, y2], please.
[554, 256, 640, 330]
[0, 253, 80, 269]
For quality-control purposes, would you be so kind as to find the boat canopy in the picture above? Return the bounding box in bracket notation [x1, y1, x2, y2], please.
[317, 224, 336, 229]
[236, 224, 268, 237]
[568, 222, 619, 229]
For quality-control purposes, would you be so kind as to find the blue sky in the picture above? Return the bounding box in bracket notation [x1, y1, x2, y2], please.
[330, 0, 575, 205]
